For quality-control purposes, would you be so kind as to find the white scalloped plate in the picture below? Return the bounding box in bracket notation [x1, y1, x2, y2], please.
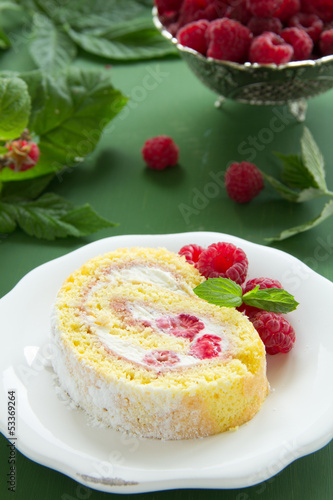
[1, 232, 333, 494]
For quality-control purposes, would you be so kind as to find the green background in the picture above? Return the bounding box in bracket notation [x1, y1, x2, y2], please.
[1, 15, 333, 500]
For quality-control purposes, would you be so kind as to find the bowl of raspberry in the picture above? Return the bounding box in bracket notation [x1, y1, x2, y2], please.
[153, 0, 333, 120]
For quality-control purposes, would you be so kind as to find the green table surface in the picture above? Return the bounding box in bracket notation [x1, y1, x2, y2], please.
[1, 28, 333, 500]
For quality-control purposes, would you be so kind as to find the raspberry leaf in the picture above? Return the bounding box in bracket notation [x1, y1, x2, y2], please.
[275, 152, 319, 190]
[194, 278, 243, 308]
[267, 200, 333, 241]
[0, 193, 117, 240]
[242, 286, 299, 313]
[0, 76, 31, 141]
[301, 127, 327, 192]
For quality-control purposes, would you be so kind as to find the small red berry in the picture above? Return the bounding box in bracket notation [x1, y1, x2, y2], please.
[273, 0, 300, 23]
[246, 0, 283, 18]
[238, 277, 283, 318]
[281, 27, 313, 60]
[225, 161, 264, 203]
[319, 28, 333, 55]
[189, 334, 222, 359]
[197, 242, 248, 284]
[251, 310, 296, 354]
[179, 244, 205, 266]
[301, 0, 333, 23]
[142, 135, 179, 170]
[5, 139, 40, 172]
[288, 12, 324, 43]
[247, 16, 283, 36]
[206, 18, 252, 63]
[177, 19, 210, 55]
[249, 32, 294, 64]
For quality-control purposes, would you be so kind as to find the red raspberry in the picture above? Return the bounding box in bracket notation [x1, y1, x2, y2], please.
[288, 13, 324, 42]
[155, 0, 183, 15]
[249, 31, 294, 64]
[197, 242, 248, 284]
[251, 311, 296, 355]
[238, 277, 283, 318]
[142, 135, 179, 170]
[301, 0, 333, 23]
[225, 161, 264, 203]
[246, 0, 283, 18]
[189, 334, 222, 359]
[6, 140, 40, 172]
[273, 0, 300, 22]
[156, 314, 205, 341]
[247, 16, 283, 36]
[225, 0, 252, 25]
[206, 18, 252, 63]
[179, 244, 204, 266]
[319, 28, 333, 55]
[177, 19, 210, 55]
[281, 27, 313, 60]
[177, 0, 220, 30]
[143, 350, 180, 367]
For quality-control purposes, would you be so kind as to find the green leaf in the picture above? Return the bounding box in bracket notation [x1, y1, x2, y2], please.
[268, 200, 333, 241]
[194, 278, 243, 308]
[66, 26, 177, 61]
[29, 14, 77, 72]
[243, 287, 299, 314]
[1, 193, 117, 239]
[0, 76, 31, 140]
[0, 203, 16, 233]
[0, 26, 11, 49]
[301, 127, 327, 192]
[0, 173, 55, 199]
[274, 152, 318, 190]
[263, 173, 300, 202]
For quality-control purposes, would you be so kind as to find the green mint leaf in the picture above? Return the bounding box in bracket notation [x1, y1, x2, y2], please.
[29, 14, 77, 72]
[243, 287, 299, 314]
[263, 173, 327, 203]
[301, 127, 327, 192]
[1, 193, 117, 240]
[194, 278, 243, 308]
[267, 199, 333, 241]
[0, 76, 31, 140]
[274, 152, 318, 190]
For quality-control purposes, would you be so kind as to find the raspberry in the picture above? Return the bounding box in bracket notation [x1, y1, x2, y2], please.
[288, 13, 324, 42]
[177, 0, 219, 30]
[225, 0, 252, 25]
[179, 244, 204, 266]
[246, 0, 283, 18]
[281, 27, 313, 59]
[197, 242, 248, 284]
[273, 0, 300, 22]
[225, 161, 264, 203]
[142, 135, 179, 170]
[301, 0, 333, 23]
[189, 334, 222, 359]
[238, 277, 283, 318]
[155, 0, 183, 15]
[177, 19, 210, 54]
[319, 28, 333, 55]
[249, 31, 294, 64]
[143, 350, 180, 367]
[6, 139, 40, 172]
[251, 310, 296, 354]
[206, 18, 252, 62]
[156, 313, 205, 341]
[247, 16, 283, 36]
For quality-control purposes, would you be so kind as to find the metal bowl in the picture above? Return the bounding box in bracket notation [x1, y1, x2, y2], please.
[153, 7, 333, 118]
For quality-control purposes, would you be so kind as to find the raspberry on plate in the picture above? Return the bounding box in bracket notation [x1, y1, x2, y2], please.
[247, 16, 283, 36]
[249, 31, 294, 64]
[142, 135, 179, 170]
[319, 28, 333, 55]
[206, 18, 252, 63]
[251, 310, 296, 354]
[225, 161, 264, 203]
[238, 277, 283, 318]
[246, 0, 283, 18]
[179, 244, 204, 266]
[177, 19, 210, 54]
[197, 242, 248, 284]
[281, 27, 313, 59]
[288, 12, 324, 42]
[273, 0, 300, 22]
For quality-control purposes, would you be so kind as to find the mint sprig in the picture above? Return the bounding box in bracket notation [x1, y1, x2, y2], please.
[194, 278, 299, 314]
[263, 127, 333, 241]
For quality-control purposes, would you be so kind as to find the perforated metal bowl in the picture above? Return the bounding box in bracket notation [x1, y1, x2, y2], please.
[153, 7, 333, 119]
